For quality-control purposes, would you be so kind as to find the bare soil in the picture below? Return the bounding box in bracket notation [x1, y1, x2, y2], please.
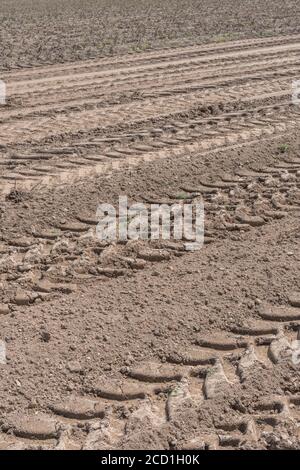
[0, 1, 300, 451]
[1, 0, 300, 70]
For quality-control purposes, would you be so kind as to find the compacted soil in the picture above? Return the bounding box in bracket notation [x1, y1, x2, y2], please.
[0, 1, 300, 450]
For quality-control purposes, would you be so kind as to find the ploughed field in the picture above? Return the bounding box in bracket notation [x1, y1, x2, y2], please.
[0, 0, 300, 451]
[2, 0, 300, 69]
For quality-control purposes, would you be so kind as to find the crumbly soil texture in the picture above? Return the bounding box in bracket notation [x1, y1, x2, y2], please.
[0, 0, 300, 451]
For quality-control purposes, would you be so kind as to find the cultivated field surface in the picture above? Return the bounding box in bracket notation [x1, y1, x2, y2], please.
[0, 0, 300, 451]
[2, 0, 300, 69]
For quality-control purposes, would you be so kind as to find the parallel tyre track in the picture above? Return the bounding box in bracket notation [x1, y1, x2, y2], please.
[0, 34, 299, 156]
[0, 297, 299, 449]
[1, 34, 300, 450]
[3, 32, 300, 83]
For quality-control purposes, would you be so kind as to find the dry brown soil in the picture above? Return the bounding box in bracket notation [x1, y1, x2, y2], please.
[0, 2, 300, 451]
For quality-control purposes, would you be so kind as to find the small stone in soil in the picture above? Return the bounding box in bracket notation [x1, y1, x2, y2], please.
[41, 331, 51, 342]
